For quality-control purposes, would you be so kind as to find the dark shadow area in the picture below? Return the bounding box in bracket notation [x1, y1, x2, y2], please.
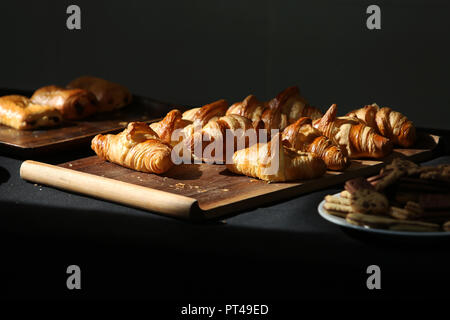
[1, 201, 449, 300]
[162, 164, 203, 180]
[0, 166, 10, 184]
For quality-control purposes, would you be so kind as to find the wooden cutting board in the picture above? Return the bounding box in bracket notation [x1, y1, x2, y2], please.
[20, 133, 441, 221]
[0, 88, 174, 153]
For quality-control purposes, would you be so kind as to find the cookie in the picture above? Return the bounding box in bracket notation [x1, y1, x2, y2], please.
[324, 202, 353, 213]
[350, 189, 389, 215]
[346, 213, 440, 232]
[340, 190, 352, 199]
[345, 177, 375, 194]
[325, 195, 351, 206]
[323, 209, 348, 218]
[374, 169, 403, 191]
[389, 206, 420, 220]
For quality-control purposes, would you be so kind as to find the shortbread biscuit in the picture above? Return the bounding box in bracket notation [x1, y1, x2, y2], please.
[325, 195, 351, 206]
[324, 202, 353, 213]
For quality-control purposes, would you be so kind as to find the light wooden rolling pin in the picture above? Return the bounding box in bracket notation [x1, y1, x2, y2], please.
[20, 160, 200, 219]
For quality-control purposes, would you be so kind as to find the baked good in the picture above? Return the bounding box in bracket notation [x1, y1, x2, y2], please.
[67, 76, 132, 112]
[91, 122, 173, 174]
[181, 99, 228, 126]
[226, 94, 267, 123]
[188, 114, 263, 163]
[347, 103, 416, 147]
[0, 95, 62, 130]
[150, 109, 192, 146]
[262, 86, 322, 131]
[31, 85, 98, 120]
[350, 189, 389, 215]
[313, 104, 393, 159]
[226, 134, 326, 182]
[282, 117, 350, 170]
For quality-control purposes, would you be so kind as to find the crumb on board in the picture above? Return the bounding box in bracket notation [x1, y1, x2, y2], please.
[175, 183, 185, 188]
[68, 163, 73, 167]
[222, 188, 229, 192]
[197, 189, 207, 193]
[250, 179, 258, 183]
[118, 121, 128, 126]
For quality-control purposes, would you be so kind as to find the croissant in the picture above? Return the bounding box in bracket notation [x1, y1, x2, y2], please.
[91, 122, 173, 174]
[226, 94, 267, 123]
[150, 109, 192, 146]
[0, 95, 62, 130]
[282, 117, 350, 170]
[313, 104, 393, 159]
[181, 99, 228, 126]
[67, 76, 132, 112]
[188, 114, 263, 163]
[262, 86, 322, 131]
[226, 134, 326, 182]
[346, 103, 416, 147]
[31, 85, 98, 120]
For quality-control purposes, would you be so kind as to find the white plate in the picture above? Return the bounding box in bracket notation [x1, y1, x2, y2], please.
[318, 193, 450, 237]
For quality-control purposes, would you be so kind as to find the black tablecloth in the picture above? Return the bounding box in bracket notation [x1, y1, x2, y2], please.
[1, 144, 449, 301]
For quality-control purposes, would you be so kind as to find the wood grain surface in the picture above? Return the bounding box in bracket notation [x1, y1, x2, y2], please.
[20, 133, 440, 220]
[0, 88, 175, 152]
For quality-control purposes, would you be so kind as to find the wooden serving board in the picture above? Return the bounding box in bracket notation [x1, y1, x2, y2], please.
[0, 88, 174, 153]
[19, 133, 441, 221]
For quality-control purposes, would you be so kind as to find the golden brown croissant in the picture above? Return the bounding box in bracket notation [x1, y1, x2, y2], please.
[226, 94, 267, 123]
[226, 134, 326, 182]
[262, 86, 322, 131]
[31, 85, 98, 120]
[91, 122, 173, 174]
[67, 76, 132, 112]
[313, 104, 393, 159]
[0, 95, 62, 130]
[181, 99, 228, 126]
[150, 109, 192, 146]
[346, 103, 416, 147]
[189, 114, 263, 163]
[282, 117, 350, 170]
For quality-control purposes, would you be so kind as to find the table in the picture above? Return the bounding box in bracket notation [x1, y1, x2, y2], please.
[1, 132, 449, 302]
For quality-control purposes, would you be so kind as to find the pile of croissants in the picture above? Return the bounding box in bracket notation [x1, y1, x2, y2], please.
[92, 86, 416, 182]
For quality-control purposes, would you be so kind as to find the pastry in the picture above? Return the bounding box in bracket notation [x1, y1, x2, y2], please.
[67, 76, 132, 112]
[313, 104, 393, 159]
[91, 122, 173, 174]
[226, 134, 326, 182]
[0, 95, 62, 130]
[188, 114, 263, 163]
[226, 94, 267, 123]
[150, 109, 192, 146]
[262, 86, 322, 131]
[31, 85, 98, 120]
[347, 104, 416, 147]
[282, 117, 350, 170]
[181, 99, 228, 126]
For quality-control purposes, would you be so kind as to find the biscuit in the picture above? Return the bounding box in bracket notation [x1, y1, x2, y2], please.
[346, 213, 440, 232]
[324, 202, 353, 213]
[340, 190, 352, 199]
[350, 189, 389, 215]
[323, 209, 348, 218]
[325, 195, 351, 206]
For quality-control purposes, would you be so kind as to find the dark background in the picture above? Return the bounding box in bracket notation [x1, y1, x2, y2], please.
[0, 0, 449, 129]
[1, 0, 450, 307]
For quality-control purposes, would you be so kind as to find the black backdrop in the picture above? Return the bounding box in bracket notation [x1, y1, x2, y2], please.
[0, 0, 449, 129]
